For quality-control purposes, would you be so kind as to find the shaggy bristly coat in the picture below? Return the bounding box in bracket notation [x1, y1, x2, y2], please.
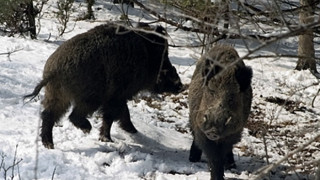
[188, 45, 253, 180]
[25, 23, 184, 149]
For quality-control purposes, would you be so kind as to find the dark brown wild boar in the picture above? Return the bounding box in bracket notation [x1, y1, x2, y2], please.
[188, 45, 253, 180]
[24, 23, 184, 149]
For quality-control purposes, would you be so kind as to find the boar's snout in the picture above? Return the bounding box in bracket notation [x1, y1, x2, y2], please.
[153, 66, 184, 94]
[200, 112, 233, 141]
[203, 127, 220, 141]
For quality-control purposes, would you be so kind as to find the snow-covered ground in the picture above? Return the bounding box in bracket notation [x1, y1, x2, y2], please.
[0, 1, 319, 180]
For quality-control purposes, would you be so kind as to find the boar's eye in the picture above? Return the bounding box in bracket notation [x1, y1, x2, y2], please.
[207, 79, 217, 93]
[202, 59, 223, 85]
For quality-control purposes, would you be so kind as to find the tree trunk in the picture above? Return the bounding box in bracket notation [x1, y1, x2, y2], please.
[26, 0, 37, 39]
[295, 0, 317, 73]
[86, 0, 95, 19]
[221, 0, 229, 30]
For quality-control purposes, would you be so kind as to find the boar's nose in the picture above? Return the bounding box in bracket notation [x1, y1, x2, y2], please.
[201, 114, 221, 141]
[177, 83, 186, 92]
[171, 81, 185, 94]
[204, 128, 220, 141]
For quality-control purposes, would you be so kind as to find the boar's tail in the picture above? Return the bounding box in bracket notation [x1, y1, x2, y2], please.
[23, 78, 49, 103]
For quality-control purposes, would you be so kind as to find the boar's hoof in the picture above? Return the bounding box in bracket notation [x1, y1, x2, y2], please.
[189, 153, 201, 162]
[99, 135, 113, 143]
[124, 127, 138, 133]
[41, 133, 54, 149]
[42, 142, 54, 149]
[225, 152, 236, 170]
[189, 142, 202, 162]
[82, 128, 91, 134]
[76, 121, 92, 134]
[120, 124, 138, 134]
[69, 115, 92, 133]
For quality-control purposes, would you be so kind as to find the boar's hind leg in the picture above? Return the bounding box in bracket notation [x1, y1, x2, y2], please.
[189, 140, 202, 162]
[118, 103, 137, 133]
[41, 109, 58, 149]
[41, 96, 70, 149]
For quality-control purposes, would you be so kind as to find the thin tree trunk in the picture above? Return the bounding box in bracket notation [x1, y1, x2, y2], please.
[86, 0, 95, 19]
[221, 0, 229, 30]
[296, 0, 317, 73]
[26, 0, 37, 39]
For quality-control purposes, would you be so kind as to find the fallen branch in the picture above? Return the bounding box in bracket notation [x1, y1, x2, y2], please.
[0, 47, 24, 61]
[253, 133, 320, 180]
[243, 54, 320, 61]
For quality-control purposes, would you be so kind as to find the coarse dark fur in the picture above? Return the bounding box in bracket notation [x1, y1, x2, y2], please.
[24, 23, 184, 149]
[188, 45, 253, 180]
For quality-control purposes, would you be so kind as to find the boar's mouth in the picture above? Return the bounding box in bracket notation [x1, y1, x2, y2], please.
[200, 116, 232, 141]
[153, 78, 184, 94]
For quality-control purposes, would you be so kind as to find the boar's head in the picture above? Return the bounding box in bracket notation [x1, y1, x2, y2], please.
[197, 47, 252, 141]
[152, 58, 184, 94]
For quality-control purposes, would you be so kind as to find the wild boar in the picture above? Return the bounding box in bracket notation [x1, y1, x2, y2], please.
[188, 45, 253, 180]
[24, 23, 184, 149]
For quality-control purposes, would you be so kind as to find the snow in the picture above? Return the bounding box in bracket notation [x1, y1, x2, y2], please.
[0, 0, 319, 180]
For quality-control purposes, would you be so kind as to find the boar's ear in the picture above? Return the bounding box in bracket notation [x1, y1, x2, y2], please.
[202, 59, 223, 85]
[155, 25, 167, 35]
[235, 66, 253, 92]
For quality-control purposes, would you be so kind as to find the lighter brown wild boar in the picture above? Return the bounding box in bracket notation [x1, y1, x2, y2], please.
[188, 45, 253, 180]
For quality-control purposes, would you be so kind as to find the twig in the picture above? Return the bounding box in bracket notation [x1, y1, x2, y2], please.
[253, 133, 320, 180]
[287, 158, 320, 170]
[0, 152, 5, 173]
[251, 81, 320, 179]
[312, 88, 320, 107]
[11, 144, 19, 179]
[34, 113, 41, 180]
[130, 0, 218, 34]
[244, 54, 320, 61]
[214, 18, 320, 81]
[1, 145, 23, 180]
[262, 130, 270, 165]
[131, 0, 320, 42]
[0, 47, 24, 61]
[51, 166, 57, 180]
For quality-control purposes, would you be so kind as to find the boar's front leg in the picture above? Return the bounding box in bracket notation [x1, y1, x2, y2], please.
[69, 106, 93, 134]
[189, 140, 202, 162]
[202, 141, 225, 180]
[118, 103, 137, 133]
[99, 99, 137, 142]
[99, 99, 121, 142]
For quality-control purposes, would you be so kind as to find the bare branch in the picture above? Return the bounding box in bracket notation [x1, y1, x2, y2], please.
[253, 133, 320, 180]
[0, 145, 23, 180]
[131, 0, 219, 34]
[51, 166, 57, 180]
[244, 54, 320, 61]
[0, 47, 24, 61]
